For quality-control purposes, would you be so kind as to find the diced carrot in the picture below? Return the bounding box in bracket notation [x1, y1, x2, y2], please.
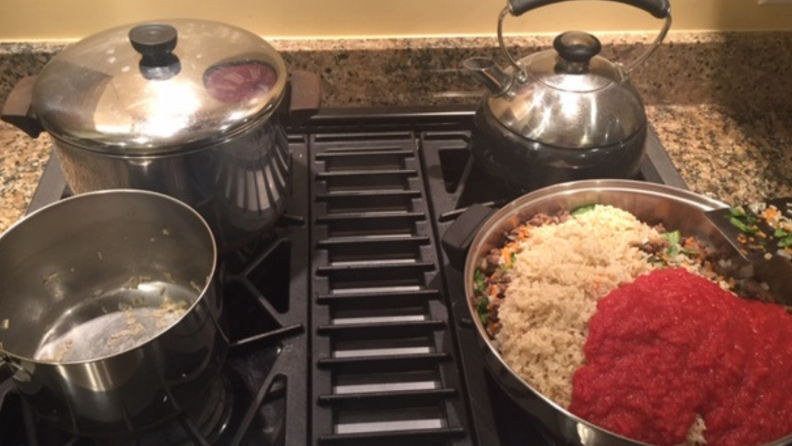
[763, 207, 780, 223]
[502, 247, 513, 267]
[490, 284, 500, 298]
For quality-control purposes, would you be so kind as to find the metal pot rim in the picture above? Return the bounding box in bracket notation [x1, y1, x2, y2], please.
[461, 179, 792, 446]
[0, 189, 218, 366]
[44, 96, 284, 157]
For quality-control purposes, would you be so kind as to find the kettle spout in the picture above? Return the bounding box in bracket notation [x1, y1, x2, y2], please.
[463, 57, 512, 96]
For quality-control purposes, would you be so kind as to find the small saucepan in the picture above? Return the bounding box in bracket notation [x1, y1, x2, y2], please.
[0, 190, 227, 436]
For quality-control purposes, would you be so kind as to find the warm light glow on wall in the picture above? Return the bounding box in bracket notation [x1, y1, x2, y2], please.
[1, 0, 791, 42]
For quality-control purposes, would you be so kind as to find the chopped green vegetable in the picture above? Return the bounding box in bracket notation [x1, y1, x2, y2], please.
[474, 270, 486, 295]
[571, 204, 596, 216]
[661, 230, 681, 257]
[729, 216, 759, 234]
[477, 296, 489, 314]
[680, 249, 699, 256]
[649, 256, 668, 266]
[662, 230, 680, 245]
[510, 251, 517, 266]
[775, 228, 790, 238]
[728, 206, 746, 218]
[477, 296, 490, 326]
[779, 235, 792, 248]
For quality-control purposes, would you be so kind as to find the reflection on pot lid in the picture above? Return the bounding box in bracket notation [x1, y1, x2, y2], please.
[32, 19, 288, 155]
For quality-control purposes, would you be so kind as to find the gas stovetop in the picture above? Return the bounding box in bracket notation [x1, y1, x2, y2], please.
[1, 106, 686, 446]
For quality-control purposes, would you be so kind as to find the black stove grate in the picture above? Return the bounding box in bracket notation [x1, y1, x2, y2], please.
[5, 106, 688, 446]
[308, 130, 471, 446]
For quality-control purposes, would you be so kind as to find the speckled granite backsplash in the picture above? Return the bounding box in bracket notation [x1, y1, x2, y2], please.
[2, 32, 792, 109]
[1, 31, 792, 234]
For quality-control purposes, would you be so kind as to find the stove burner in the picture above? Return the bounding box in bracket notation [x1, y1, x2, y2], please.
[181, 375, 235, 445]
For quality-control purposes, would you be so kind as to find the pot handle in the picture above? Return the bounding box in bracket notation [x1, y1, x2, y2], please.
[282, 70, 322, 125]
[1, 75, 44, 138]
[497, 0, 672, 80]
[0, 353, 32, 383]
[441, 204, 498, 271]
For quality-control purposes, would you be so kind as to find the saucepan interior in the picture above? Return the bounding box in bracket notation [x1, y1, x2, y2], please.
[0, 189, 216, 364]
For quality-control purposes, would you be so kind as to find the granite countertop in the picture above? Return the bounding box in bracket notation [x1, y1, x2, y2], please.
[1, 32, 791, 234]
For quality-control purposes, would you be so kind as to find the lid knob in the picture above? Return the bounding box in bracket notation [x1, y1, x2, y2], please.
[129, 24, 178, 57]
[129, 24, 181, 80]
[553, 31, 602, 74]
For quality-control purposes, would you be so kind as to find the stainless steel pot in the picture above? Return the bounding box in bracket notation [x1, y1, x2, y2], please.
[1, 20, 321, 251]
[458, 180, 792, 446]
[0, 190, 227, 436]
[463, 0, 671, 190]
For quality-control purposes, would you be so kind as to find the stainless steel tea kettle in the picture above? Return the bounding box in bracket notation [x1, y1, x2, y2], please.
[464, 0, 671, 190]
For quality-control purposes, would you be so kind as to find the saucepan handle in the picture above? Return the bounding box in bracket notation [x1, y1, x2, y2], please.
[441, 204, 498, 272]
[1, 75, 44, 138]
[0, 353, 31, 383]
[0, 375, 16, 408]
[508, 0, 669, 18]
[281, 70, 322, 125]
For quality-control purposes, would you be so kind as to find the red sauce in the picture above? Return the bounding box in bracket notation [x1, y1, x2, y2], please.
[569, 268, 792, 446]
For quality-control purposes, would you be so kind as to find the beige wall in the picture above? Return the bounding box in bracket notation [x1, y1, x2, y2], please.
[1, 0, 792, 41]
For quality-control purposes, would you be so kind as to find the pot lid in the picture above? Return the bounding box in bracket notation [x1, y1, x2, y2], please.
[487, 31, 646, 150]
[32, 19, 288, 155]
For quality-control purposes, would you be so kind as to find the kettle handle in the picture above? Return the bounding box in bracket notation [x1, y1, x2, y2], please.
[509, 0, 669, 18]
[497, 0, 672, 80]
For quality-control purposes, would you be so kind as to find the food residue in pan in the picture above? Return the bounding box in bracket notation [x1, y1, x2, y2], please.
[726, 202, 792, 259]
[34, 287, 193, 363]
[153, 297, 190, 328]
[120, 275, 152, 290]
[190, 281, 202, 293]
[106, 297, 189, 346]
[51, 338, 73, 362]
[41, 271, 58, 284]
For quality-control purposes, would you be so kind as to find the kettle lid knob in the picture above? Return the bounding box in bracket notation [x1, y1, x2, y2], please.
[553, 31, 602, 73]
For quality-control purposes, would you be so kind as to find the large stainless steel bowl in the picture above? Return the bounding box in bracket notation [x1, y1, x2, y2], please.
[462, 179, 792, 446]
